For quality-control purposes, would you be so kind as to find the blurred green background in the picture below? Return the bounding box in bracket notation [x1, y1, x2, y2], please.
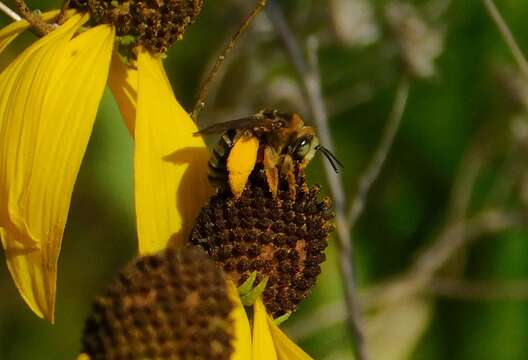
[2, 0, 528, 359]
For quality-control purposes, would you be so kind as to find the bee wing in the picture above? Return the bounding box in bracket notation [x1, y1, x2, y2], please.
[194, 115, 282, 135]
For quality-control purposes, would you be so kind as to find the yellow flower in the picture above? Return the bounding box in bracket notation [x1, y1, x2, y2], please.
[77, 247, 311, 360]
[77, 297, 311, 360]
[252, 296, 313, 360]
[229, 281, 253, 360]
[0, 8, 209, 322]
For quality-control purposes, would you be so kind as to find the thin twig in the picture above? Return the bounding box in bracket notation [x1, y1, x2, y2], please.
[363, 209, 526, 308]
[288, 209, 525, 340]
[285, 301, 347, 341]
[361, 110, 527, 307]
[192, 0, 267, 120]
[425, 0, 452, 20]
[304, 36, 347, 209]
[265, 2, 368, 359]
[428, 278, 528, 300]
[287, 275, 528, 341]
[483, 0, 528, 80]
[346, 77, 410, 226]
[13, 0, 54, 36]
[446, 142, 486, 222]
[0, 1, 21, 21]
[413, 210, 523, 275]
[56, 0, 70, 25]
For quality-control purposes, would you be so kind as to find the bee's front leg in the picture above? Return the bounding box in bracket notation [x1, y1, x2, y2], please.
[281, 154, 297, 199]
[297, 164, 309, 193]
[263, 145, 279, 197]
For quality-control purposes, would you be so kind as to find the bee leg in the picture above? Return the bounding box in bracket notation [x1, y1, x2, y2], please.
[227, 135, 259, 198]
[265, 167, 279, 198]
[281, 154, 297, 199]
[297, 164, 309, 193]
[263, 145, 279, 197]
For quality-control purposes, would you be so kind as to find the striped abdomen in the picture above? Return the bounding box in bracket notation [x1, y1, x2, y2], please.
[208, 130, 237, 188]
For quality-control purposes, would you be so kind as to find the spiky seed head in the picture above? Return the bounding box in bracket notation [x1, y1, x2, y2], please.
[71, 0, 203, 54]
[82, 246, 234, 360]
[190, 169, 335, 318]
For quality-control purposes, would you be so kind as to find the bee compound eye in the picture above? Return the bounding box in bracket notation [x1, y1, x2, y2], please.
[294, 138, 311, 160]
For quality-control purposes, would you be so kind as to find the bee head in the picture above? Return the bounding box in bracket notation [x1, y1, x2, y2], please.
[288, 125, 343, 173]
[289, 127, 319, 164]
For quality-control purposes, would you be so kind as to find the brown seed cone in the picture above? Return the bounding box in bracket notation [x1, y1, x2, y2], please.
[82, 246, 234, 360]
[71, 0, 203, 53]
[189, 169, 335, 318]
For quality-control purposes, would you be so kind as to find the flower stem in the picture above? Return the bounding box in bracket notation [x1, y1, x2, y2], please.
[347, 76, 410, 226]
[0, 1, 21, 21]
[265, 2, 369, 359]
[483, 0, 528, 80]
[192, 0, 268, 121]
[13, 0, 54, 36]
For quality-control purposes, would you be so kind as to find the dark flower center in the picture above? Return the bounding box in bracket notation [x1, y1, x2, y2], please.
[190, 169, 335, 318]
[71, 0, 203, 53]
[82, 246, 234, 360]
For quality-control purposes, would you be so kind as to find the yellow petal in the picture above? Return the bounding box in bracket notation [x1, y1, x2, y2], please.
[0, 10, 61, 55]
[227, 135, 259, 198]
[108, 53, 137, 135]
[252, 298, 278, 360]
[76, 354, 90, 360]
[135, 49, 211, 254]
[227, 280, 252, 360]
[0, 16, 114, 321]
[267, 313, 313, 360]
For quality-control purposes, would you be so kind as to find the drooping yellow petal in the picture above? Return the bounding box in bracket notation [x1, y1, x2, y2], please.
[0, 13, 87, 320]
[135, 49, 211, 254]
[227, 280, 252, 360]
[108, 53, 137, 135]
[0, 16, 114, 321]
[267, 312, 313, 360]
[0, 10, 61, 55]
[252, 298, 278, 360]
[76, 354, 90, 360]
[227, 135, 259, 198]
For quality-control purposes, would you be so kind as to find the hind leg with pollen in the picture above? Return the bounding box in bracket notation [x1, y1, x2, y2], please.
[227, 135, 259, 198]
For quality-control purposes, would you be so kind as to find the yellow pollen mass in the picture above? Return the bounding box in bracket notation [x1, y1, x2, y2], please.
[227, 135, 259, 198]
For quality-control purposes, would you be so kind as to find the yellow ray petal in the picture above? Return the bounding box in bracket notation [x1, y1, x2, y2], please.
[227, 281, 252, 360]
[108, 53, 137, 135]
[227, 135, 259, 198]
[76, 354, 90, 360]
[135, 49, 211, 254]
[0, 17, 114, 321]
[252, 298, 278, 360]
[267, 313, 313, 360]
[0, 13, 87, 320]
[0, 10, 61, 55]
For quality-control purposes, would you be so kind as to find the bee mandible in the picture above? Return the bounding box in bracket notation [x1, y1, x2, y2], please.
[195, 110, 342, 198]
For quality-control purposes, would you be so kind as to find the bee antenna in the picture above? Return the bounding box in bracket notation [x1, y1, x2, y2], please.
[191, 0, 268, 121]
[315, 145, 344, 173]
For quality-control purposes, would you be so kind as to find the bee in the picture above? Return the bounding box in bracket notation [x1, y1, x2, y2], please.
[195, 110, 342, 198]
